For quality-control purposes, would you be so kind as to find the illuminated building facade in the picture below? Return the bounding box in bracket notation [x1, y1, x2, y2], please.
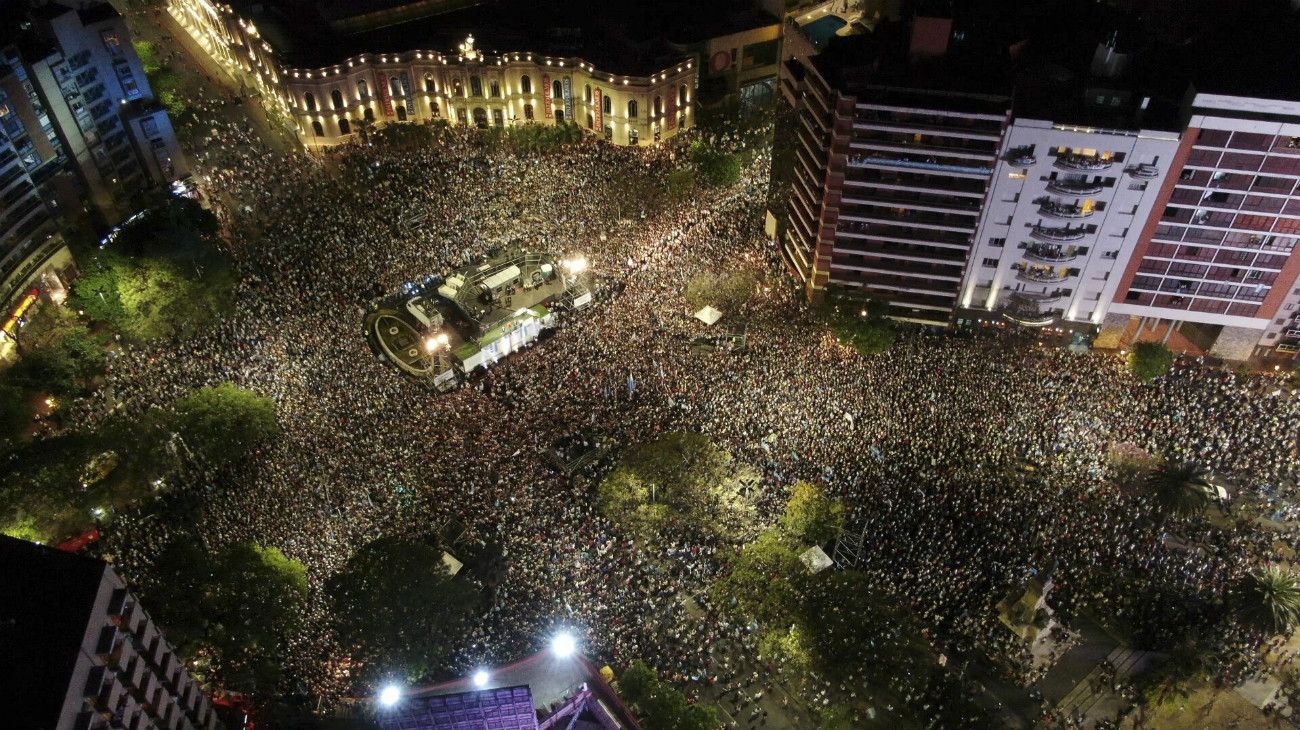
[167, 0, 697, 147]
[959, 119, 1179, 330]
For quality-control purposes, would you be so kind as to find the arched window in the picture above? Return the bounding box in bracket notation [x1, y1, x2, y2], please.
[602, 94, 611, 115]
[524, 103, 534, 121]
[338, 118, 351, 134]
[357, 79, 368, 98]
[430, 99, 440, 117]
[452, 79, 464, 97]
[586, 113, 594, 129]
[331, 89, 344, 110]
[396, 105, 407, 121]
[678, 84, 687, 106]
[391, 77, 403, 97]
[364, 107, 375, 122]
[423, 75, 434, 93]
[584, 84, 591, 103]
[653, 96, 662, 117]
[552, 80, 563, 100]
[311, 120, 323, 136]
[520, 75, 532, 94]
[628, 128, 639, 145]
[472, 107, 488, 128]
[489, 80, 500, 98]
[555, 108, 564, 123]
[470, 76, 483, 97]
[304, 92, 316, 112]
[627, 99, 637, 118]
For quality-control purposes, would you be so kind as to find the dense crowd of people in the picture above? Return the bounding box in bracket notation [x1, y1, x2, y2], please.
[66, 55, 1300, 726]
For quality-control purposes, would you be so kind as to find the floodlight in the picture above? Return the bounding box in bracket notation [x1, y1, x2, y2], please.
[551, 631, 577, 658]
[378, 685, 402, 708]
[473, 670, 490, 688]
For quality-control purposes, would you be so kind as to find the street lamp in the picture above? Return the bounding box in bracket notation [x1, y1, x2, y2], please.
[378, 685, 402, 708]
[550, 631, 577, 659]
[561, 256, 588, 275]
[472, 669, 490, 688]
[424, 332, 449, 353]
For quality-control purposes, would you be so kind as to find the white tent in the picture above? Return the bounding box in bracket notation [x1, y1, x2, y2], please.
[693, 305, 723, 326]
[799, 546, 834, 575]
[441, 551, 464, 576]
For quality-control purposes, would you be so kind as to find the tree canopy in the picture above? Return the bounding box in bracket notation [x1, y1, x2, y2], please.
[1128, 341, 1175, 381]
[824, 299, 897, 356]
[1145, 461, 1213, 519]
[1235, 567, 1300, 634]
[139, 540, 309, 695]
[326, 538, 479, 683]
[6, 303, 108, 396]
[689, 140, 742, 188]
[618, 660, 721, 730]
[684, 270, 756, 313]
[780, 481, 845, 546]
[598, 432, 744, 539]
[159, 383, 280, 468]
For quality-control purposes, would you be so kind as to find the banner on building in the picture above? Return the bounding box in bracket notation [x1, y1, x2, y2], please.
[376, 73, 395, 117]
[593, 87, 603, 131]
[543, 74, 553, 119]
[666, 94, 677, 131]
[562, 76, 573, 123]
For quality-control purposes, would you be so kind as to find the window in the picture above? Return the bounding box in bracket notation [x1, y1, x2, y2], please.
[629, 128, 638, 145]
[423, 76, 435, 93]
[982, 258, 998, 267]
[304, 93, 317, 112]
[331, 89, 344, 110]
[520, 75, 532, 94]
[493, 109, 503, 126]
[430, 100, 439, 117]
[358, 79, 369, 98]
[679, 84, 687, 106]
[553, 80, 563, 100]
[604, 125, 613, 142]
[391, 77, 403, 97]
[473, 107, 488, 128]
[396, 105, 407, 121]
[524, 103, 534, 121]
[452, 79, 464, 97]
[654, 96, 662, 117]
[490, 80, 501, 98]
[587, 113, 594, 129]
[338, 118, 350, 134]
[456, 108, 468, 125]
[627, 100, 638, 118]
[603, 94, 612, 115]
[556, 109, 565, 123]
[364, 107, 374, 122]
[311, 120, 323, 136]
[584, 84, 591, 103]
[989, 237, 1005, 248]
[470, 76, 483, 97]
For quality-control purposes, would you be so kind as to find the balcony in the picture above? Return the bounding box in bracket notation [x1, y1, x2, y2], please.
[1000, 291, 1063, 327]
[1126, 163, 1161, 179]
[848, 154, 993, 177]
[1054, 154, 1113, 171]
[1030, 224, 1088, 242]
[1024, 245, 1082, 263]
[1015, 265, 1069, 284]
[1037, 199, 1092, 219]
[1047, 179, 1104, 195]
[1006, 146, 1037, 166]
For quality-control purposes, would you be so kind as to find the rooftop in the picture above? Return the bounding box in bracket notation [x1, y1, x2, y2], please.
[231, 0, 775, 74]
[0, 535, 109, 730]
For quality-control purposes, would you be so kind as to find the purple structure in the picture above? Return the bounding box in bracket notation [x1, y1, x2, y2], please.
[384, 686, 538, 730]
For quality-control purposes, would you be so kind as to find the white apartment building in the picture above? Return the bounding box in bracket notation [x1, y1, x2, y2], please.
[959, 118, 1179, 329]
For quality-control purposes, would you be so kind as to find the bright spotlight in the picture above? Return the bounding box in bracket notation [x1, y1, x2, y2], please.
[551, 631, 577, 658]
[562, 256, 588, 275]
[378, 685, 402, 708]
[472, 669, 490, 688]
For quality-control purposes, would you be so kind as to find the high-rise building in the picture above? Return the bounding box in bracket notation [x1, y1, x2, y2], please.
[1106, 94, 1300, 360]
[0, 535, 224, 730]
[777, 33, 1010, 324]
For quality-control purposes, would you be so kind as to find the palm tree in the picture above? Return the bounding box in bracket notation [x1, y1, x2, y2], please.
[1237, 567, 1300, 634]
[1146, 461, 1212, 519]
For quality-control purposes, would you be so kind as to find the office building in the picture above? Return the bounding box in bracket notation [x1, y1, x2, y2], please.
[1, 535, 223, 730]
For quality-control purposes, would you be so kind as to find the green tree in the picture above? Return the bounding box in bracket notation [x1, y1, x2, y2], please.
[1129, 341, 1175, 381]
[141, 541, 309, 694]
[1236, 567, 1300, 634]
[1145, 461, 1212, 519]
[327, 538, 479, 683]
[598, 432, 737, 539]
[690, 140, 742, 187]
[712, 529, 805, 626]
[163, 383, 279, 468]
[1, 514, 49, 543]
[0, 384, 32, 446]
[0, 431, 111, 541]
[819, 704, 855, 730]
[667, 168, 696, 200]
[133, 40, 162, 75]
[618, 662, 720, 730]
[824, 301, 897, 355]
[780, 481, 845, 545]
[618, 660, 657, 704]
